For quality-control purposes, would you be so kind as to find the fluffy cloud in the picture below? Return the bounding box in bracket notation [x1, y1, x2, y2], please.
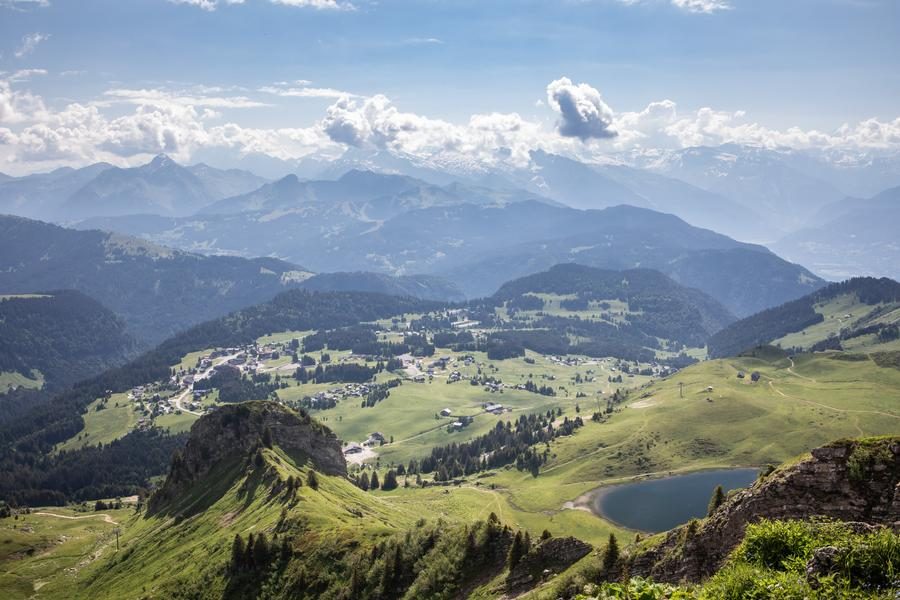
[2, 73, 900, 176]
[0, 78, 47, 123]
[14, 32, 49, 58]
[546, 77, 617, 141]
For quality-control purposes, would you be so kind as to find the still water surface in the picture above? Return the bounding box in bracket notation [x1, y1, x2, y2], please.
[592, 468, 759, 532]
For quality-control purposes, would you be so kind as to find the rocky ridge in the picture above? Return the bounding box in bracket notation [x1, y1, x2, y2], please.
[624, 436, 900, 582]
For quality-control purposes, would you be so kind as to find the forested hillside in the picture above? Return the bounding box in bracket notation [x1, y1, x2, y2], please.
[0, 215, 313, 346]
[708, 277, 900, 357]
[0, 291, 136, 391]
[493, 264, 735, 342]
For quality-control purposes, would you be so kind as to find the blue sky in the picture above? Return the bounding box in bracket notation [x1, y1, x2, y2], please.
[1, 0, 898, 174]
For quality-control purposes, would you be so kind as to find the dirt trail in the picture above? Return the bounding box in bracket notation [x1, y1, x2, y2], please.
[34, 511, 119, 525]
[767, 380, 900, 422]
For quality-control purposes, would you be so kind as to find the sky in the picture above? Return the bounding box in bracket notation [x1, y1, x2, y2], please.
[0, 0, 898, 175]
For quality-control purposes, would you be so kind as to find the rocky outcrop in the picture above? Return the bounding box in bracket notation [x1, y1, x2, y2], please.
[507, 537, 593, 590]
[626, 437, 900, 583]
[149, 401, 346, 514]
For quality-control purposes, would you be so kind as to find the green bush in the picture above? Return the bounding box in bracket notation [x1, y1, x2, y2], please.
[836, 528, 900, 590]
[737, 519, 851, 571]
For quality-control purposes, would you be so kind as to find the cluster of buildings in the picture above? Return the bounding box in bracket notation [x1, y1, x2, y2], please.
[305, 382, 378, 407]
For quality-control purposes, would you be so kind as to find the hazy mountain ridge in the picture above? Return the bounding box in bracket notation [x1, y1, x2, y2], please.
[0, 215, 467, 345]
[773, 185, 900, 281]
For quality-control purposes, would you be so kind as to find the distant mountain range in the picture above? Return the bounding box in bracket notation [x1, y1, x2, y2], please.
[773, 185, 900, 282]
[2, 144, 896, 299]
[0, 155, 267, 221]
[0, 215, 463, 346]
[71, 171, 825, 317]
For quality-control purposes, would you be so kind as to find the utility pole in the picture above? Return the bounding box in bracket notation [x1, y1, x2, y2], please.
[679, 382, 684, 399]
[115, 528, 120, 551]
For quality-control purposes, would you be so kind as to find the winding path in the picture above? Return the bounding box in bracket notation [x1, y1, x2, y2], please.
[34, 512, 119, 525]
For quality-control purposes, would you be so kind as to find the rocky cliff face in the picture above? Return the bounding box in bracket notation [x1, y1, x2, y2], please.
[626, 437, 900, 583]
[507, 537, 593, 591]
[150, 401, 346, 513]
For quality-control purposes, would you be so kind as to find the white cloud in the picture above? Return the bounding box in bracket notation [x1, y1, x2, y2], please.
[1, 73, 899, 176]
[617, 0, 731, 14]
[0, 0, 50, 9]
[546, 77, 617, 141]
[14, 32, 49, 58]
[670, 0, 730, 13]
[259, 85, 352, 99]
[8, 69, 48, 81]
[169, 0, 352, 10]
[103, 87, 270, 109]
[0, 78, 47, 123]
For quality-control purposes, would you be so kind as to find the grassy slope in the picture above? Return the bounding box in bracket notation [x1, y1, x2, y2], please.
[4, 351, 899, 597]
[56, 394, 138, 453]
[0, 507, 130, 599]
[41, 445, 486, 599]
[774, 293, 900, 351]
[477, 350, 900, 544]
[0, 369, 43, 393]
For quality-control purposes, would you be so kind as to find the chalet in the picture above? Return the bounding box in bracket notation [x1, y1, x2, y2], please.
[484, 403, 504, 414]
[440, 408, 453, 417]
[343, 443, 363, 455]
[449, 421, 464, 431]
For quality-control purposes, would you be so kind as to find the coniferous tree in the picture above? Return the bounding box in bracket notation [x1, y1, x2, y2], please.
[307, 470, 320, 490]
[602, 533, 619, 570]
[230, 534, 245, 572]
[245, 532, 256, 569]
[707, 485, 725, 516]
[358, 472, 370, 491]
[370, 471, 380, 490]
[381, 469, 399, 491]
[507, 531, 525, 568]
[253, 532, 270, 568]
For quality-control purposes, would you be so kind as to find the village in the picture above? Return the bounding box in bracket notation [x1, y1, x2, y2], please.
[108, 318, 688, 470]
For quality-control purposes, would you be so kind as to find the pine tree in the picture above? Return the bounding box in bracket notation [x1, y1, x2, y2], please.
[358, 472, 370, 491]
[253, 533, 270, 568]
[230, 534, 245, 572]
[541, 529, 552, 540]
[370, 471, 380, 490]
[507, 531, 525, 568]
[707, 485, 725, 516]
[381, 469, 399, 491]
[262, 426, 273, 448]
[244, 532, 256, 569]
[307, 470, 320, 490]
[602, 533, 619, 570]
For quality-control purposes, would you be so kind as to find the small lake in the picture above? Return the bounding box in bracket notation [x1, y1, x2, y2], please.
[592, 468, 759, 533]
